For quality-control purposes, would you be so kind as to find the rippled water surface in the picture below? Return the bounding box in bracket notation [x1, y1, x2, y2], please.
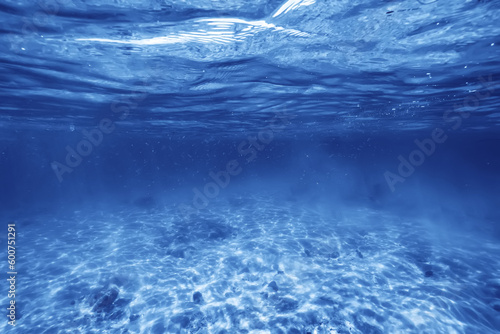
[2, 0, 500, 134]
[1, 0, 500, 333]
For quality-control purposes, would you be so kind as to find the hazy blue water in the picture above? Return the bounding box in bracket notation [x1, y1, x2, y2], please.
[1, 0, 500, 333]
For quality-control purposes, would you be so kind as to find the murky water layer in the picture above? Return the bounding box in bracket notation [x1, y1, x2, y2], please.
[5, 197, 500, 333]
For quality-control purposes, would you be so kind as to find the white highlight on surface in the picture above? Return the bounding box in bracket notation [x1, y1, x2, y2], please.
[273, 0, 316, 18]
[76, 18, 309, 46]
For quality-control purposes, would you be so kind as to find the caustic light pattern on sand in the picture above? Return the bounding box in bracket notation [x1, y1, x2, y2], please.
[3, 197, 500, 333]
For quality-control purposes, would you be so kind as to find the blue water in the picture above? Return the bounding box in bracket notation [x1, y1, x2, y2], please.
[1, 0, 500, 333]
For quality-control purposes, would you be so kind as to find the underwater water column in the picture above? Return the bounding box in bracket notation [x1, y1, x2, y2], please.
[0, 0, 499, 333]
